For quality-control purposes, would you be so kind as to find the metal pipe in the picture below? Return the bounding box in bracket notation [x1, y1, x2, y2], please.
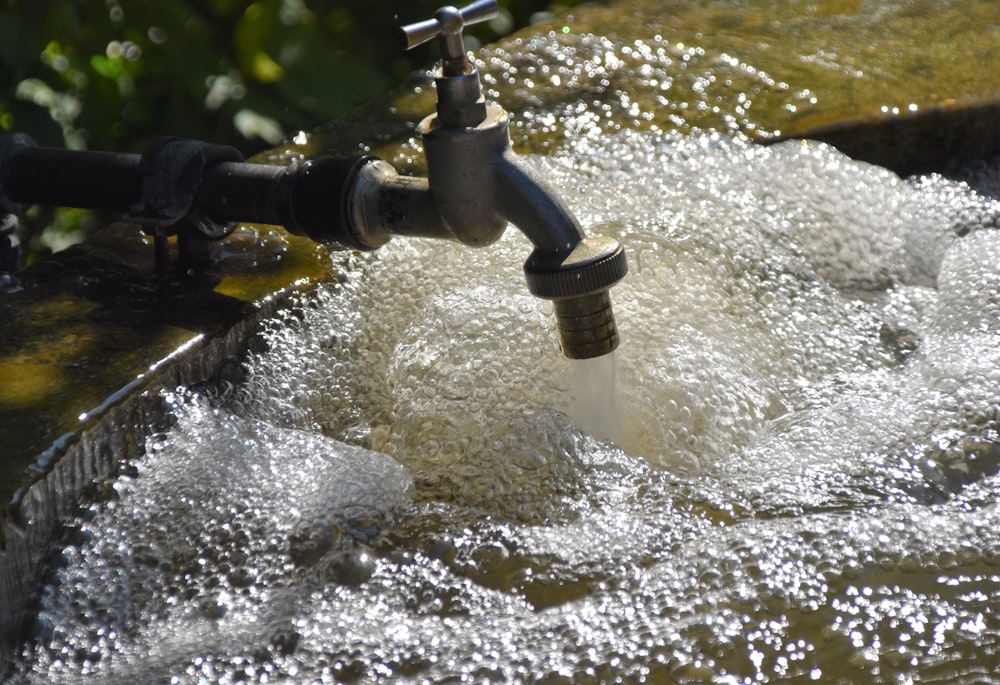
[2, 145, 142, 212]
[0, 139, 382, 251]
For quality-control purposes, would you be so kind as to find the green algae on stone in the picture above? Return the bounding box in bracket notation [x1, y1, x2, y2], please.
[0, 222, 329, 505]
[297, 0, 1000, 177]
[402, 0, 1000, 153]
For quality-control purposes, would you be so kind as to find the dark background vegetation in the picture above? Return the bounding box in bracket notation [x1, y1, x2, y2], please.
[0, 0, 585, 260]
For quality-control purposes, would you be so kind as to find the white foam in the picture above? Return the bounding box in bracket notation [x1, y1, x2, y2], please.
[16, 131, 1000, 683]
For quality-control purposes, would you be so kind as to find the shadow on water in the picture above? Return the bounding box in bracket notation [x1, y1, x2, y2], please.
[768, 97, 1000, 191]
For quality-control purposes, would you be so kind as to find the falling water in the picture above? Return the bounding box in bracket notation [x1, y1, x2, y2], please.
[11, 128, 1000, 683]
[569, 352, 624, 445]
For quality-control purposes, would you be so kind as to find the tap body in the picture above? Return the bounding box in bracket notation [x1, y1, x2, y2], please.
[345, 99, 626, 359]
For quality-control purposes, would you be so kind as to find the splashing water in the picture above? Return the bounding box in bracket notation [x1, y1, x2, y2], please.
[13, 131, 1000, 684]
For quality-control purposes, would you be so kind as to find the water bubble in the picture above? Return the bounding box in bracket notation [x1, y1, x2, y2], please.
[18, 115, 1000, 682]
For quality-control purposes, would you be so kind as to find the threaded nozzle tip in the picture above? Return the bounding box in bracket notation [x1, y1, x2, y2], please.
[553, 291, 620, 359]
[523, 236, 627, 359]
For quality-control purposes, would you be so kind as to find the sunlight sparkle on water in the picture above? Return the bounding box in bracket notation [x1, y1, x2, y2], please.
[13, 118, 1000, 685]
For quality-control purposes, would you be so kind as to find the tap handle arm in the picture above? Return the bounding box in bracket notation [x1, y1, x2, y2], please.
[400, 0, 498, 75]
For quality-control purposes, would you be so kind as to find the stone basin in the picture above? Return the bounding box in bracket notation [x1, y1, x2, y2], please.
[2, 0, 1000, 677]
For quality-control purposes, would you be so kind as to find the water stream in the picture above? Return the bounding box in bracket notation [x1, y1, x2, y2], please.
[11, 128, 1000, 683]
[570, 353, 623, 445]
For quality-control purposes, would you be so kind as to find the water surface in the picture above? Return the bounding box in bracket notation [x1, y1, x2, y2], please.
[14, 129, 1000, 684]
[12, 0, 1000, 680]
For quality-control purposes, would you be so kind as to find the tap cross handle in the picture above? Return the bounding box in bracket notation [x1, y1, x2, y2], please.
[400, 0, 499, 76]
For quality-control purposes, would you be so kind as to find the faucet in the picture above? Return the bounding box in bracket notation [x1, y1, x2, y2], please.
[0, 0, 627, 359]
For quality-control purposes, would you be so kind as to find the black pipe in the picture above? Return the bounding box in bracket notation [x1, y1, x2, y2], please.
[0, 138, 374, 249]
[195, 161, 288, 226]
[195, 156, 373, 249]
[2, 147, 142, 212]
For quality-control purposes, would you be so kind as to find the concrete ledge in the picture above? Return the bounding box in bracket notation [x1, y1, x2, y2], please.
[0, 222, 327, 666]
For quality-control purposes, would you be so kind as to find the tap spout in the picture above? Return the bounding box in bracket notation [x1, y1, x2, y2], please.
[494, 149, 627, 359]
[347, 126, 627, 357]
[494, 147, 583, 255]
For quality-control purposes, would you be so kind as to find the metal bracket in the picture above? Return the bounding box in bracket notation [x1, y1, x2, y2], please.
[125, 137, 244, 241]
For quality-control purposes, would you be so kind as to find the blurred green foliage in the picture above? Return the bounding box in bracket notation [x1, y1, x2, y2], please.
[0, 0, 586, 260]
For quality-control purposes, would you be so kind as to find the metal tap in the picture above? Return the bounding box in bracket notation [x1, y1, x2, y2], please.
[0, 0, 627, 359]
[393, 0, 629, 359]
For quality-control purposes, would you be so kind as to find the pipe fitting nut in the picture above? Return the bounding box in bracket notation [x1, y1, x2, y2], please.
[435, 71, 488, 128]
[523, 236, 628, 300]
